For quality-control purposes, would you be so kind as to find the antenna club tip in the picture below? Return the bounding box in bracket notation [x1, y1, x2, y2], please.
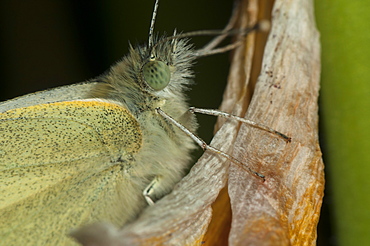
[257, 20, 271, 32]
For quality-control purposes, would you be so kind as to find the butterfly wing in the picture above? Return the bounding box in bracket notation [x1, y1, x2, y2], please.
[0, 100, 143, 245]
[0, 82, 101, 113]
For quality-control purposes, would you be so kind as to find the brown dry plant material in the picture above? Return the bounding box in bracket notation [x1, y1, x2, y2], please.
[73, 0, 323, 245]
[222, 0, 324, 245]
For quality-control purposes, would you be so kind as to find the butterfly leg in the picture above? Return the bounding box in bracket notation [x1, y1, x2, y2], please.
[143, 176, 161, 206]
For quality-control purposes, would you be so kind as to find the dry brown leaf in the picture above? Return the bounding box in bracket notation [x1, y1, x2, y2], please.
[222, 0, 324, 245]
[72, 0, 324, 245]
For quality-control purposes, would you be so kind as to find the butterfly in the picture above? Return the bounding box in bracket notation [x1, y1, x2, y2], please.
[0, 1, 286, 245]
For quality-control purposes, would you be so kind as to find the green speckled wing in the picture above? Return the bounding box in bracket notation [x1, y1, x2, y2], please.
[0, 100, 142, 245]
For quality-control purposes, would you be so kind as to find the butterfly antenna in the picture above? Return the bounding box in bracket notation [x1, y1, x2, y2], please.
[148, 0, 160, 48]
[151, 20, 270, 55]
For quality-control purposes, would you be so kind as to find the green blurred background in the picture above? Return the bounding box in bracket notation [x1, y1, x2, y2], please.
[316, 1, 370, 246]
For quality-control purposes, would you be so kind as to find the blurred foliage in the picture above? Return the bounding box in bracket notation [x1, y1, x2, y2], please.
[315, 1, 370, 245]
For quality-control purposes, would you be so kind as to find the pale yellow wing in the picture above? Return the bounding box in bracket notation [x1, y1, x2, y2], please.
[0, 100, 142, 245]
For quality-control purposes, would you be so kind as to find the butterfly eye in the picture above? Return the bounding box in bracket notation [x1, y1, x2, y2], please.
[142, 60, 171, 91]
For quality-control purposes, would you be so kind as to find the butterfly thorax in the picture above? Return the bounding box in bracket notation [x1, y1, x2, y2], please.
[87, 35, 199, 205]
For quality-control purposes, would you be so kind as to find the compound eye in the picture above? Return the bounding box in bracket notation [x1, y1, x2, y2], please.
[142, 60, 171, 91]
